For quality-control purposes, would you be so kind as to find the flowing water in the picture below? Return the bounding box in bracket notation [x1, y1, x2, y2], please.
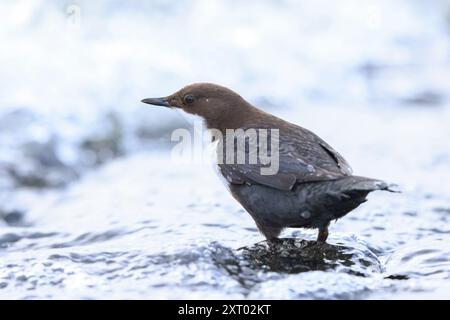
[1, 103, 450, 299]
[1, 0, 450, 299]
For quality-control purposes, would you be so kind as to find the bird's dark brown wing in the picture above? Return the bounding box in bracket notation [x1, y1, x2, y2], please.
[286, 126, 353, 176]
[218, 123, 353, 191]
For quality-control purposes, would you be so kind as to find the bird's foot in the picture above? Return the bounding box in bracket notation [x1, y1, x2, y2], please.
[317, 225, 329, 243]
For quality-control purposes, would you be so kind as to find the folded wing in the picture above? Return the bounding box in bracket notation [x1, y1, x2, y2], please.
[218, 124, 353, 191]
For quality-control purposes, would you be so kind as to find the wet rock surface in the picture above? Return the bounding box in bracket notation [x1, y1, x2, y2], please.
[238, 239, 381, 276]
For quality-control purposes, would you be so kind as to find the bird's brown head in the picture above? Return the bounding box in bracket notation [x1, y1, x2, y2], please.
[141, 83, 254, 129]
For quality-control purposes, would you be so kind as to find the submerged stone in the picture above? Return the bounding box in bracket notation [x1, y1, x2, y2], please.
[237, 238, 382, 276]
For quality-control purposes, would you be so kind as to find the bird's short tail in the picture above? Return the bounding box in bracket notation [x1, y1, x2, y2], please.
[348, 176, 401, 193]
[320, 176, 399, 220]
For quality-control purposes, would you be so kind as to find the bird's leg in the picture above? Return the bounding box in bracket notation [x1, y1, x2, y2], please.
[317, 224, 329, 242]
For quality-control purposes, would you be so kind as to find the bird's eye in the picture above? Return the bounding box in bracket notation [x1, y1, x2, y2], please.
[184, 94, 195, 105]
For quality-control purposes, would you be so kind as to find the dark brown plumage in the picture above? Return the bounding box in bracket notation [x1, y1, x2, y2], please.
[142, 83, 395, 242]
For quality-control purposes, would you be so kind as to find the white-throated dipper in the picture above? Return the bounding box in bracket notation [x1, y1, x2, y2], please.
[142, 83, 395, 242]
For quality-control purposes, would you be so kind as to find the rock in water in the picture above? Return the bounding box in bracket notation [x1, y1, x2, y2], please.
[238, 238, 382, 276]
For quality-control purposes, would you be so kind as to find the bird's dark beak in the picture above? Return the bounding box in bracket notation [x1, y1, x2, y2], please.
[141, 97, 171, 108]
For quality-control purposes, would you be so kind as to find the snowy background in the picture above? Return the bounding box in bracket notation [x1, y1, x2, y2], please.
[0, 0, 450, 299]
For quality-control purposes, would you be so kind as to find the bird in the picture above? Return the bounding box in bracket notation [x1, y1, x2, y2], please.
[141, 83, 396, 242]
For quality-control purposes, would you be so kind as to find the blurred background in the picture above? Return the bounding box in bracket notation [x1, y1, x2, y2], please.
[1, 0, 450, 299]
